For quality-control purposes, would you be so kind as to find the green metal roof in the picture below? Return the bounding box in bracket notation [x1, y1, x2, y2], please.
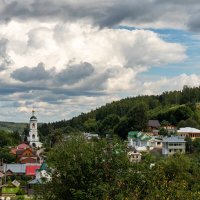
[38, 162, 48, 172]
[128, 131, 141, 139]
[128, 131, 152, 141]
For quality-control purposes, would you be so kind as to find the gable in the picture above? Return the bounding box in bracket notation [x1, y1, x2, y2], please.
[19, 148, 34, 157]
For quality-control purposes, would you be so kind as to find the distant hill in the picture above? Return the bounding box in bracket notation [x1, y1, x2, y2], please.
[0, 121, 27, 133]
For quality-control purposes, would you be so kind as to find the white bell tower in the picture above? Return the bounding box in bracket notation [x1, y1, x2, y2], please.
[27, 109, 42, 148]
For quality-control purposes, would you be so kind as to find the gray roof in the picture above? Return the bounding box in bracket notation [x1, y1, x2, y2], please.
[3, 164, 26, 174]
[163, 136, 185, 143]
[148, 120, 160, 128]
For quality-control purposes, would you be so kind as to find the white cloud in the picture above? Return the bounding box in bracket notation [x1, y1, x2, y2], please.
[139, 74, 200, 95]
[0, 19, 187, 122]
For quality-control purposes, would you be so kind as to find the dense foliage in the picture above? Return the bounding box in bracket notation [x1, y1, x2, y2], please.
[0, 130, 21, 163]
[0, 130, 21, 147]
[38, 86, 200, 145]
[36, 136, 200, 200]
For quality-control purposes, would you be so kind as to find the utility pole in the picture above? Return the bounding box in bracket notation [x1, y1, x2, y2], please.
[4, 160, 7, 185]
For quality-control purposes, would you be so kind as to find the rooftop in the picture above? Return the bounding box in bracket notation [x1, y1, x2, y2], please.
[128, 131, 152, 141]
[4, 164, 26, 174]
[26, 165, 41, 176]
[177, 127, 200, 133]
[148, 120, 160, 128]
[163, 136, 185, 143]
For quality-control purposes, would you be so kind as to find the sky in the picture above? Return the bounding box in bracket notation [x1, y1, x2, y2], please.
[1, 0, 200, 122]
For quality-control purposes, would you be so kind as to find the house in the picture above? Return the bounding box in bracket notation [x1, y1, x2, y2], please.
[28, 162, 51, 195]
[10, 143, 31, 155]
[162, 136, 186, 156]
[148, 136, 163, 149]
[83, 132, 99, 140]
[26, 165, 41, 176]
[16, 148, 39, 164]
[11, 143, 40, 164]
[128, 131, 152, 151]
[177, 127, 200, 139]
[163, 125, 177, 133]
[3, 164, 26, 176]
[28, 162, 51, 185]
[127, 147, 142, 163]
[148, 120, 160, 135]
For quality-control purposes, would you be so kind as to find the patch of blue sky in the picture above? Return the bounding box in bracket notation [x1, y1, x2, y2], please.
[116, 25, 200, 77]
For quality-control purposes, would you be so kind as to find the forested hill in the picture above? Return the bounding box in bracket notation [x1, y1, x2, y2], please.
[39, 86, 200, 141]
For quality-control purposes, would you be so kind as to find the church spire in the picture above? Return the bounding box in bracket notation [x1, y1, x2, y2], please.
[32, 105, 35, 116]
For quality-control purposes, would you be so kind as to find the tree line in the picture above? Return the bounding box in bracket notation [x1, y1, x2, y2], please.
[38, 85, 200, 146]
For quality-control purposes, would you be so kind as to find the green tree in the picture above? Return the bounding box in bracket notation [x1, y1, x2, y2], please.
[159, 128, 169, 136]
[185, 136, 194, 153]
[0, 147, 16, 163]
[98, 114, 120, 136]
[114, 117, 130, 139]
[22, 125, 29, 142]
[35, 136, 136, 200]
[192, 138, 200, 153]
[83, 118, 97, 132]
[127, 103, 148, 131]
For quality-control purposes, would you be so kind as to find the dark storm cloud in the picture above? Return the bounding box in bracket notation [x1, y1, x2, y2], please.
[56, 62, 94, 85]
[1, 0, 200, 31]
[11, 62, 95, 85]
[11, 63, 51, 82]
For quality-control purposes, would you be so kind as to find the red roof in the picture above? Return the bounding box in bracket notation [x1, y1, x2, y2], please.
[17, 143, 30, 150]
[10, 148, 17, 155]
[26, 165, 40, 176]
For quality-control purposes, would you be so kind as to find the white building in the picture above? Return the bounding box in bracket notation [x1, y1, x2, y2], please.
[177, 127, 200, 139]
[27, 110, 42, 148]
[127, 147, 142, 163]
[83, 132, 99, 140]
[148, 137, 162, 149]
[162, 136, 185, 156]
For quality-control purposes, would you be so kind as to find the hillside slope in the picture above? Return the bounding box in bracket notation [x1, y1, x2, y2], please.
[38, 86, 200, 142]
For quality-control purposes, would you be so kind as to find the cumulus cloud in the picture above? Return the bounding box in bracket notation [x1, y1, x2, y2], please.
[3, 22, 186, 96]
[11, 63, 51, 82]
[138, 74, 200, 95]
[56, 62, 94, 85]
